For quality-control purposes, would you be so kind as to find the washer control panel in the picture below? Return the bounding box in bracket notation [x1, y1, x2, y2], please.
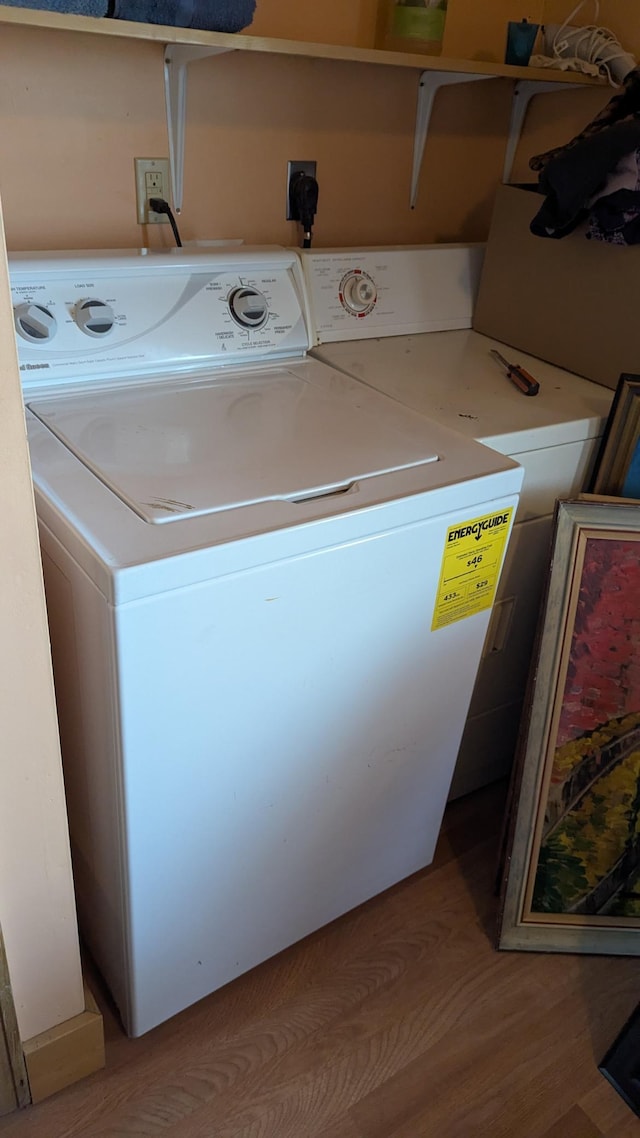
[11, 248, 310, 393]
[301, 246, 484, 343]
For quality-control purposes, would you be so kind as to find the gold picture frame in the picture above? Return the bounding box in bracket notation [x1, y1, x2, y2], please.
[498, 498, 640, 955]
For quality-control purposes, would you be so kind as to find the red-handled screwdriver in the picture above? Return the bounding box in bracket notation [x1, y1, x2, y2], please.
[490, 349, 540, 397]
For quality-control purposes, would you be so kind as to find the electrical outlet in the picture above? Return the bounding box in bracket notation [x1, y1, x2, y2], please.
[134, 157, 171, 224]
[286, 160, 317, 221]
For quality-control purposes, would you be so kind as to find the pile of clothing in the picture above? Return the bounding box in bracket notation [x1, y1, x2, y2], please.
[1, 0, 256, 32]
[530, 64, 640, 247]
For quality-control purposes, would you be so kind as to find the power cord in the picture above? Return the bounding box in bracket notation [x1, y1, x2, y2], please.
[148, 196, 183, 248]
[289, 172, 319, 248]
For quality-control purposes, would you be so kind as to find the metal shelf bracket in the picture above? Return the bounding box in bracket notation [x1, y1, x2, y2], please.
[411, 71, 490, 209]
[502, 79, 570, 183]
[164, 43, 234, 213]
[412, 73, 582, 208]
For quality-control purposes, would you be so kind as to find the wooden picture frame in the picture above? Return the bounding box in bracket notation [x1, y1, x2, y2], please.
[591, 373, 640, 498]
[498, 498, 640, 955]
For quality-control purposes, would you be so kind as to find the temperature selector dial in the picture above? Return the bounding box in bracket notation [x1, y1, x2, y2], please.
[228, 287, 268, 330]
[75, 299, 115, 338]
[340, 271, 377, 317]
[14, 302, 57, 343]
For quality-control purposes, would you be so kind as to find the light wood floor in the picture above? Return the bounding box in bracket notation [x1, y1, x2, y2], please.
[2, 783, 639, 1138]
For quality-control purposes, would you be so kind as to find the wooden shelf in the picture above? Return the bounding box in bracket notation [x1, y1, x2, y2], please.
[0, 4, 603, 85]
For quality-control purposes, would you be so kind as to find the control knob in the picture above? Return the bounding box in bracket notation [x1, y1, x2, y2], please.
[341, 272, 377, 315]
[14, 302, 57, 343]
[75, 299, 115, 338]
[228, 287, 268, 329]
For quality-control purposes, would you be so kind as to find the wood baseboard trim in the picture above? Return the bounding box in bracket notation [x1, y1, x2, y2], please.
[23, 985, 104, 1104]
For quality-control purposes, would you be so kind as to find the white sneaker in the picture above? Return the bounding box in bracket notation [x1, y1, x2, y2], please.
[543, 19, 636, 84]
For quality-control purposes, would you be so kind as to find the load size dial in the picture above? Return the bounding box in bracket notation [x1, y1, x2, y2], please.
[75, 299, 116, 337]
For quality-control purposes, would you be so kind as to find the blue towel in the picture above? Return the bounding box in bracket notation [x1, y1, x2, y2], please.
[0, 0, 107, 14]
[110, 0, 255, 32]
[0, 0, 255, 28]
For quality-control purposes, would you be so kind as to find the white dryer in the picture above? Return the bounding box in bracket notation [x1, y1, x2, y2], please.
[302, 245, 613, 799]
[13, 247, 521, 1036]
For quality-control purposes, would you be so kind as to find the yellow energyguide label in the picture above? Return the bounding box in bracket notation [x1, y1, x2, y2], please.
[432, 507, 514, 631]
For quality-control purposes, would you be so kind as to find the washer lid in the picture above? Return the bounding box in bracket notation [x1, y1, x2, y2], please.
[28, 365, 440, 524]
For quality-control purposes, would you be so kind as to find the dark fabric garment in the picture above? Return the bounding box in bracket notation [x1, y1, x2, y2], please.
[110, 0, 255, 30]
[588, 188, 640, 245]
[589, 149, 640, 206]
[529, 65, 640, 173]
[530, 120, 640, 239]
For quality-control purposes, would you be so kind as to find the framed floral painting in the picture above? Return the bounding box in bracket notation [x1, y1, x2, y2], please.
[498, 498, 640, 954]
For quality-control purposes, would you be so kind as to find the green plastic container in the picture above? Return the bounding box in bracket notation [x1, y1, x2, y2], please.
[391, 3, 447, 44]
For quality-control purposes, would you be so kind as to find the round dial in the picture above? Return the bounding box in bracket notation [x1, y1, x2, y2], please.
[228, 287, 268, 329]
[340, 271, 377, 316]
[75, 299, 115, 338]
[14, 302, 57, 343]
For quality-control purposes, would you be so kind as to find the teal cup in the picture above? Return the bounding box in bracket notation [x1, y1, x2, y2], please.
[505, 19, 539, 66]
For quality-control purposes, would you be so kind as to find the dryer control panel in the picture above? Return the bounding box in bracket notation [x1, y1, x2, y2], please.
[11, 247, 310, 394]
[302, 245, 484, 344]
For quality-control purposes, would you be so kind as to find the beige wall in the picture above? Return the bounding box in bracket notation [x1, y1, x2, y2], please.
[0, 22, 605, 255]
[0, 1, 633, 251]
[0, 24, 521, 251]
[0, 196, 84, 1042]
[247, 0, 379, 47]
[0, 0, 629, 255]
[442, 0, 545, 62]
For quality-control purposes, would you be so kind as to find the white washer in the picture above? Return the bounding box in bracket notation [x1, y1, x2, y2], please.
[13, 247, 521, 1036]
[302, 245, 613, 799]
